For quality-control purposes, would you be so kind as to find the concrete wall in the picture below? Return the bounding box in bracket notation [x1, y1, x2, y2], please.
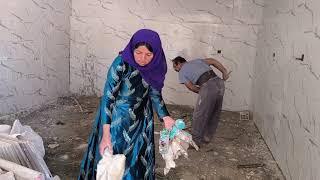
[2, 0, 319, 178]
[0, 0, 71, 115]
[253, 0, 320, 179]
[70, 0, 264, 111]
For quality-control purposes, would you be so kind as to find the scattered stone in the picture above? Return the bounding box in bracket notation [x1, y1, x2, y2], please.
[213, 152, 219, 156]
[48, 143, 59, 149]
[229, 158, 238, 162]
[59, 154, 69, 160]
[75, 143, 88, 150]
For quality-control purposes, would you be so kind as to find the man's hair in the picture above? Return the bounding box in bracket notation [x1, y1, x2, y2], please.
[171, 56, 187, 64]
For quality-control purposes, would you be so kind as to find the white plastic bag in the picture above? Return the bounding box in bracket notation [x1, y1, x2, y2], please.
[96, 149, 126, 180]
[162, 145, 176, 175]
[1, 120, 52, 179]
[160, 129, 199, 175]
[10, 120, 45, 158]
[0, 125, 11, 135]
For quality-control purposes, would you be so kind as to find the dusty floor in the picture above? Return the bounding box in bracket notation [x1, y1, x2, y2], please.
[0, 96, 284, 180]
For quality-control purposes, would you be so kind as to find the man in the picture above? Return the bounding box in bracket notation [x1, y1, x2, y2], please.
[172, 56, 230, 147]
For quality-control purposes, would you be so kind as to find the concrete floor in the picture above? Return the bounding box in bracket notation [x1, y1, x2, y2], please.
[0, 96, 285, 180]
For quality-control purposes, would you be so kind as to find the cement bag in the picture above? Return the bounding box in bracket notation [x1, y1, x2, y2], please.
[96, 150, 126, 180]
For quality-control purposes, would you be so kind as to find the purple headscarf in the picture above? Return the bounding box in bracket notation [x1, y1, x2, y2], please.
[121, 29, 167, 91]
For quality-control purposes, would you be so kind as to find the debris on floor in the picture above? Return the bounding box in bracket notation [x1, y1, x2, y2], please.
[0, 96, 285, 179]
[0, 158, 44, 180]
[0, 120, 59, 180]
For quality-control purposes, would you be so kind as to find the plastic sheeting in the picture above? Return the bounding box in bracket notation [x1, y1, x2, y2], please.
[96, 149, 126, 180]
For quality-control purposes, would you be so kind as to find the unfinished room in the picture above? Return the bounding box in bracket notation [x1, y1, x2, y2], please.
[0, 0, 319, 179]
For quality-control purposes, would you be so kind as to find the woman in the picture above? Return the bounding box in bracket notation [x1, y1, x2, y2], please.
[78, 29, 175, 180]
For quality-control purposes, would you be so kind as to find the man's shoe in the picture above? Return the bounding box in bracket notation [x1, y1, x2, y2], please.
[203, 136, 211, 144]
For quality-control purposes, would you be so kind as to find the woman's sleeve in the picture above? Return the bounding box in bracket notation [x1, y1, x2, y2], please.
[149, 87, 170, 122]
[101, 56, 124, 124]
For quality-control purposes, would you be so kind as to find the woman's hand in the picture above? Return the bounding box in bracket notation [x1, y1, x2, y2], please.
[162, 116, 175, 130]
[99, 136, 112, 156]
[99, 125, 112, 156]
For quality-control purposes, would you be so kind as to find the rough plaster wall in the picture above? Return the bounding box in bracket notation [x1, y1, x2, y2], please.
[70, 0, 264, 111]
[0, 0, 71, 115]
[253, 0, 320, 179]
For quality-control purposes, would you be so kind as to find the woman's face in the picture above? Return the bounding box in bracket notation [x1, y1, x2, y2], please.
[134, 45, 154, 66]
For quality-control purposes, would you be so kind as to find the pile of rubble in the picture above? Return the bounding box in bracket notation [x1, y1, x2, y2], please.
[0, 120, 59, 180]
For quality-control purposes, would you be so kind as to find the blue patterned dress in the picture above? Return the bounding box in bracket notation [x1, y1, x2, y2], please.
[78, 56, 169, 180]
